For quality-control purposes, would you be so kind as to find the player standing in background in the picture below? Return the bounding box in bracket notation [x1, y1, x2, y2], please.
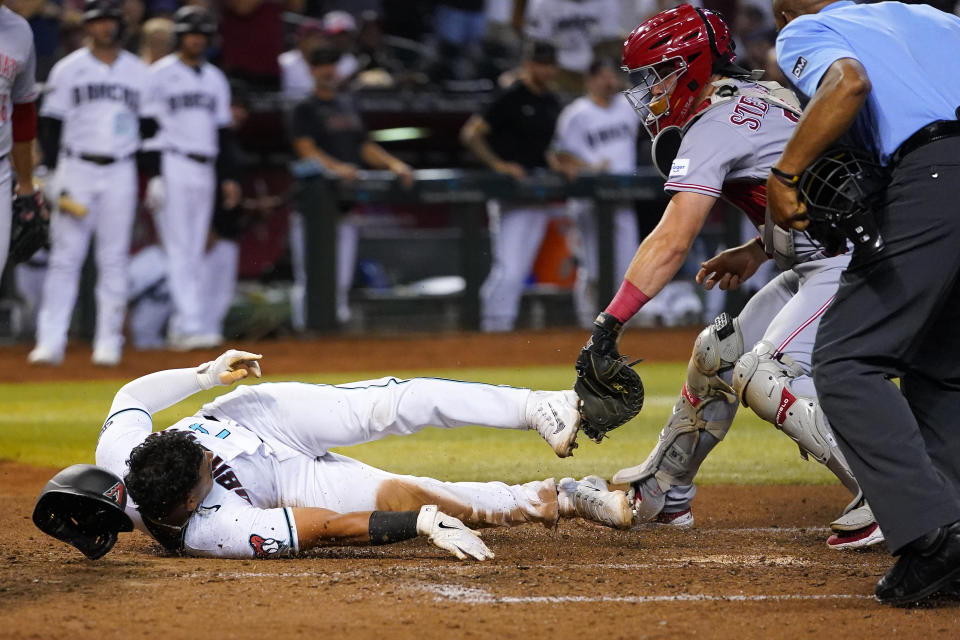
[43, 350, 631, 560]
[29, 0, 149, 366]
[0, 0, 39, 270]
[580, 5, 881, 548]
[549, 58, 640, 329]
[288, 45, 413, 328]
[143, 6, 240, 351]
[460, 41, 564, 333]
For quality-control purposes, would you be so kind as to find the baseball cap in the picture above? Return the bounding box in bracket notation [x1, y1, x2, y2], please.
[525, 40, 558, 65]
[323, 10, 356, 34]
[296, 18, 325, 39]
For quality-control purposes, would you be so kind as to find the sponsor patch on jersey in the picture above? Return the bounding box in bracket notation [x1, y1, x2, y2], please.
[669, 158, 690, 177]
[792, 56, 808, 79]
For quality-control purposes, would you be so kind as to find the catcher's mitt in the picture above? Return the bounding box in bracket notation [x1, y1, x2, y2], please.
[9, 192, 49, 264]
[574, 313, 645, 442]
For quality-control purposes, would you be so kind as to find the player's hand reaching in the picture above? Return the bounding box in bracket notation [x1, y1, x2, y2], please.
[697, 238, 769, 291]
[416, 505, 494, 561]
[196, 349, 263, 390]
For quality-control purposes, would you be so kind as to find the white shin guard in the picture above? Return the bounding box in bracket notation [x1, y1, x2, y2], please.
[731, 341, 860, 496]
[612, 315, 743, 520]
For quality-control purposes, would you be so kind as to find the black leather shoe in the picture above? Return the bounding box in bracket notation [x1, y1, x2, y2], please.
[875, 521, 960, 606]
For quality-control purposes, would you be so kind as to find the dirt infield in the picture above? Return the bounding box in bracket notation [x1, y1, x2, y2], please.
[3, 463, 958, 639]
[3, 329, 959, 636]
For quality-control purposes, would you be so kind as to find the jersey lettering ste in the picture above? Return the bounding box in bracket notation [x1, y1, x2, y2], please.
[663, 80, 820, 261]
[41, 48, 147, 158]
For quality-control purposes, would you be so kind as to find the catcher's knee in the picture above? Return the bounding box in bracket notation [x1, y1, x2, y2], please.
[731, 341, 837, 464]
[691, 313, 744, 377]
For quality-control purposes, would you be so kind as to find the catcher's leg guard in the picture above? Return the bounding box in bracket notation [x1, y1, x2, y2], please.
[731, 341, 860, 496]
[612, 314, 743, 521]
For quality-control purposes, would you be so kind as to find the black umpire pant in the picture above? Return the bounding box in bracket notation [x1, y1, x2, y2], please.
[813, 137, 960, 554]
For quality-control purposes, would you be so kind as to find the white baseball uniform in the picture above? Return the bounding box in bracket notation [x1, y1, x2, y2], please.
[143, 54, 232, 342]
[96, 371, 559, 558]
[35, 47, 146, 358]
[279, 49, 313, 102]
[523, 0, 623, 73]
[552, 93, 640, 327]
[654, 79, 852, 510]
[0, 5, 38, 270]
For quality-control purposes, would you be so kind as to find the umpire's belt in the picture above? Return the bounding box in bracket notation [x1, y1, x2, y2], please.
[166, 149, 214, 164]
[891, 117, 960, 167]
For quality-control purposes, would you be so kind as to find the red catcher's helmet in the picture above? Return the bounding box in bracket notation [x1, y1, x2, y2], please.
[621, 4, 738, 138]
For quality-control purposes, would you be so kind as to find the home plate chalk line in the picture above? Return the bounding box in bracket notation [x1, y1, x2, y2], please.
[421, 584, 871, 604]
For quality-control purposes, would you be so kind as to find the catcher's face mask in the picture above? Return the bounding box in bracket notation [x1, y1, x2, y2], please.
[623, 58, 687, 139]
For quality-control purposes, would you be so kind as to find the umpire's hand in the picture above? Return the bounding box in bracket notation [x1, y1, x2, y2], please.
[766, 171, 809, 230]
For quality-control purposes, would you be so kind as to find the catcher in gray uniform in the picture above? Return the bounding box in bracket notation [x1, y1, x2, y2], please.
[573, 5, 882, 550]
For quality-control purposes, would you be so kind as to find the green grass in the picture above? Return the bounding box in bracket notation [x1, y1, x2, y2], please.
[0, 363, 836, 486]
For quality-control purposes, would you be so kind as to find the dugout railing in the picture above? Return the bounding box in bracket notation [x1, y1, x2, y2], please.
[292, 163, 669, 332]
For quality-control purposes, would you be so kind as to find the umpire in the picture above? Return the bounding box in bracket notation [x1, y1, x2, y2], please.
[766, 0, 960, 606]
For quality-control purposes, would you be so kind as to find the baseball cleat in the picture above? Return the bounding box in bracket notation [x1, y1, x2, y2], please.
[828, 498, 884, 549]
[558, 476, 633, 529]
[92, 346, 122, 367]
[653, 508, 694, 528]
[526, 390, 580, 457]
[627, 477, 667, 524]
[827, 522, 885, 550]
[27, 345, 64, 366]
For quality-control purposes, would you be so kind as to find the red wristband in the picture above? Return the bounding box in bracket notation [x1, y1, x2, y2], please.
[12, 101, 37, 142]
[604, 280, 651, 323]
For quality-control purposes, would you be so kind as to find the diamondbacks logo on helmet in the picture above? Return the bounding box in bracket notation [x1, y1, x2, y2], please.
[103, 481, 125, 505]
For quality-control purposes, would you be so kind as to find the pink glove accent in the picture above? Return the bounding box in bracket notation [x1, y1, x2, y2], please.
[604, 280, 651, 323]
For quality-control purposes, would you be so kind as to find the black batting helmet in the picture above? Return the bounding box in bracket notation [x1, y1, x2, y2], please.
[82, 0, 123, 22]
[33, 464, 134, 560]
[173, 6, 217, 36]
[798, 148, 887, 258]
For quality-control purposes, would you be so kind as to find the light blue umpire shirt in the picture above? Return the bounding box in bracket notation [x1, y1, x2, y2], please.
[775, 0, 960, 164]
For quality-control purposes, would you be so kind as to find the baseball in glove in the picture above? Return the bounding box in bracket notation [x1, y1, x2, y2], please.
[574, 311, 645, 442]
[9, 191, 49, 264]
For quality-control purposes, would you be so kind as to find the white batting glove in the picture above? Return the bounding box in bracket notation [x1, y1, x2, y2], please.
[196, 349, 263, 390]
[416, 505, 494, 561]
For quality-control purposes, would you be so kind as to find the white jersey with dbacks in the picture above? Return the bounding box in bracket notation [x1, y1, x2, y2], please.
[552, 94, 639, 173]
[143, 54, 232, 158]
[523, 0, 623, 73]
[663, 80, 822, 261]
[41, 48, 146, 158]
[95, 410, 299, 559]
[0, 6, 38, 156]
